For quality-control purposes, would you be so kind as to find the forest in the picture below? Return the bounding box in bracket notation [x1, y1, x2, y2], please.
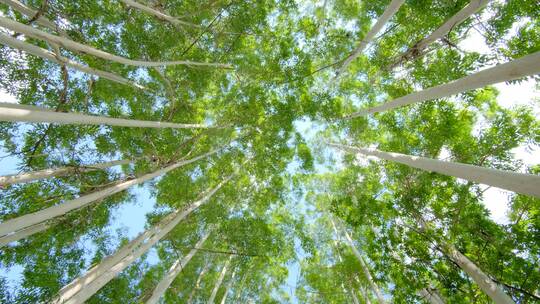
[0, 0, 539, 303]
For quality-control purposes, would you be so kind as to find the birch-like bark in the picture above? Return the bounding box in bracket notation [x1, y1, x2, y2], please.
[208, 256, 233, 304]
[146, 230, 212, 304]
[0, 33, 146, 89]
[0, 158, 132, 186]
[119, 0, 201, 29]
[331, 217, 386, 304]
[344, 51, 540, 118]
[388, 0, 490, 69]
[53, 172, 236, 304]
[0, 222, 49, 248]
[328, 143, 540, 198]
[219, 267, 237, 304]
[0, 149, 221, 240]
[0, 102, 211, 128]
[336, 0, 405, 77]
[418, 288, 446, 304]
[0, 16, 231, 68]
[0, 0, 67, 35]
[187, 258, 212, 304]
[443, 244, 514, 304]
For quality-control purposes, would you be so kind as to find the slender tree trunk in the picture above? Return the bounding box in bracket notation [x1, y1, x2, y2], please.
[0, 0, 67, 35]
[0, 16, 231, 68]
[442, 244, 514, 304]
[187, 258, 212, 304]
[146, 230, 212, 304]
[119, 0, 201, 29]
[328, 143, 540, 198]
[389, 0, 490, 69]
[0, 158, 132, 186]
[0, 33, 146, 89]
[343, 51, 540, 118]
[52, 172, 236, 304]
[330, 217, 386, 304]
[418, 288, 446, 304]
[219, 267, 237, 304]
[207, 256, 232, 304]
[361, 285, 372, 304]
[0, 102, 212, 128]
[0, 149, 221, 240]
[0, 222, 49, 248]
[336, 0, 405, 76]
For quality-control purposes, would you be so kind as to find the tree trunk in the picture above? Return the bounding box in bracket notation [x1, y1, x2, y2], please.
[328, 143, 540, 198]
[331, 217, 386, 304]
[52, 172, 236, 304]
[208, 256, 233, 304]
[219, 267, 237, 304]
[0, 33, 146, 89]
[119, 0, 201, 29]
[0, 16, 231, 68]
[442, 244, 514, 304]
[343, 51, 540, 118]
[418, 288, 446, 304]
[336, 0, 405, 76]
[0, 222, 49, 248]
[187, 258, 212, 304]
[0, 149, 221, 240]
[389, 0, 490, 69]
[0, 158, 132, 186]
[146, 230, 212, 304]
[0, 0, 67, 35]
[0, 102, 212, 128]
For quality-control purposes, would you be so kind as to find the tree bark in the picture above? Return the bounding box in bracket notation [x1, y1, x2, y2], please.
[0, 149, 221, 240]
[418, 287, 446, 304]
[0, 102, 212, 128]
[52, 172, 236, 304]
[0, 0, 67, 35]
[388, 0, 490, 70]
[146, 230, 212, 304]
[0, 16, 231, 68]
[442, 244, 514, 304]
[208, 256, 233, 304]
[187, 258, 212, 304]
[330, 217, 386, 304]
[0, 33, 146, 89]
[0, 158, 132, 186]
[343, 51, 540, 118]
[336, 0, 405, 77]
[219, 266, 237, 304]
[328, 143, 540, 198]
[0, 222, 49, 248]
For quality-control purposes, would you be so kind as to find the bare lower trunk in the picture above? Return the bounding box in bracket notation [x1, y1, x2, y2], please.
[146, 230, 212, 304]
[343, 51, 540, 118]
[208, 256, 233, 304]
[0, 149, 221, 241]
[336, 0, 405, 76]
[0, 16, 231, 68]
[0, 102, 213, 128]
[52, 172, 236, 304]
[0, 33, 146, 89]
[0, 158, 132, 186]
[443, 245, 514, 304]
[328, 143, 540, 198]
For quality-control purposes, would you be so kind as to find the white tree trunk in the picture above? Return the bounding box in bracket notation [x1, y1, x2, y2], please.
[119, 0, 201, 29]
[219, 267, 237, 304]
[0, 16, 231, 68]
[418, 288, 446, 304]
[0, 102, 211, 128]
[390, 0, 490, 69]
[344, 51, 540, 118]
[187, 258, 212, 304]
[208, 256, 233, 304]
[331, 217, 386, 304]
[443, 244, 514, 304]
[0, 149, 221, 240]
[0, 33, 146, 89]
[0, 222, 49, 248]
[52, 172, 236, 304]
[0, 0, 67, 35]
[328, 143, 540, 198]
[0, 159, 132, 186]
[336, 0, 405, 76]
[146, 230, 212, 304]
[360, 285, 372, 304]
